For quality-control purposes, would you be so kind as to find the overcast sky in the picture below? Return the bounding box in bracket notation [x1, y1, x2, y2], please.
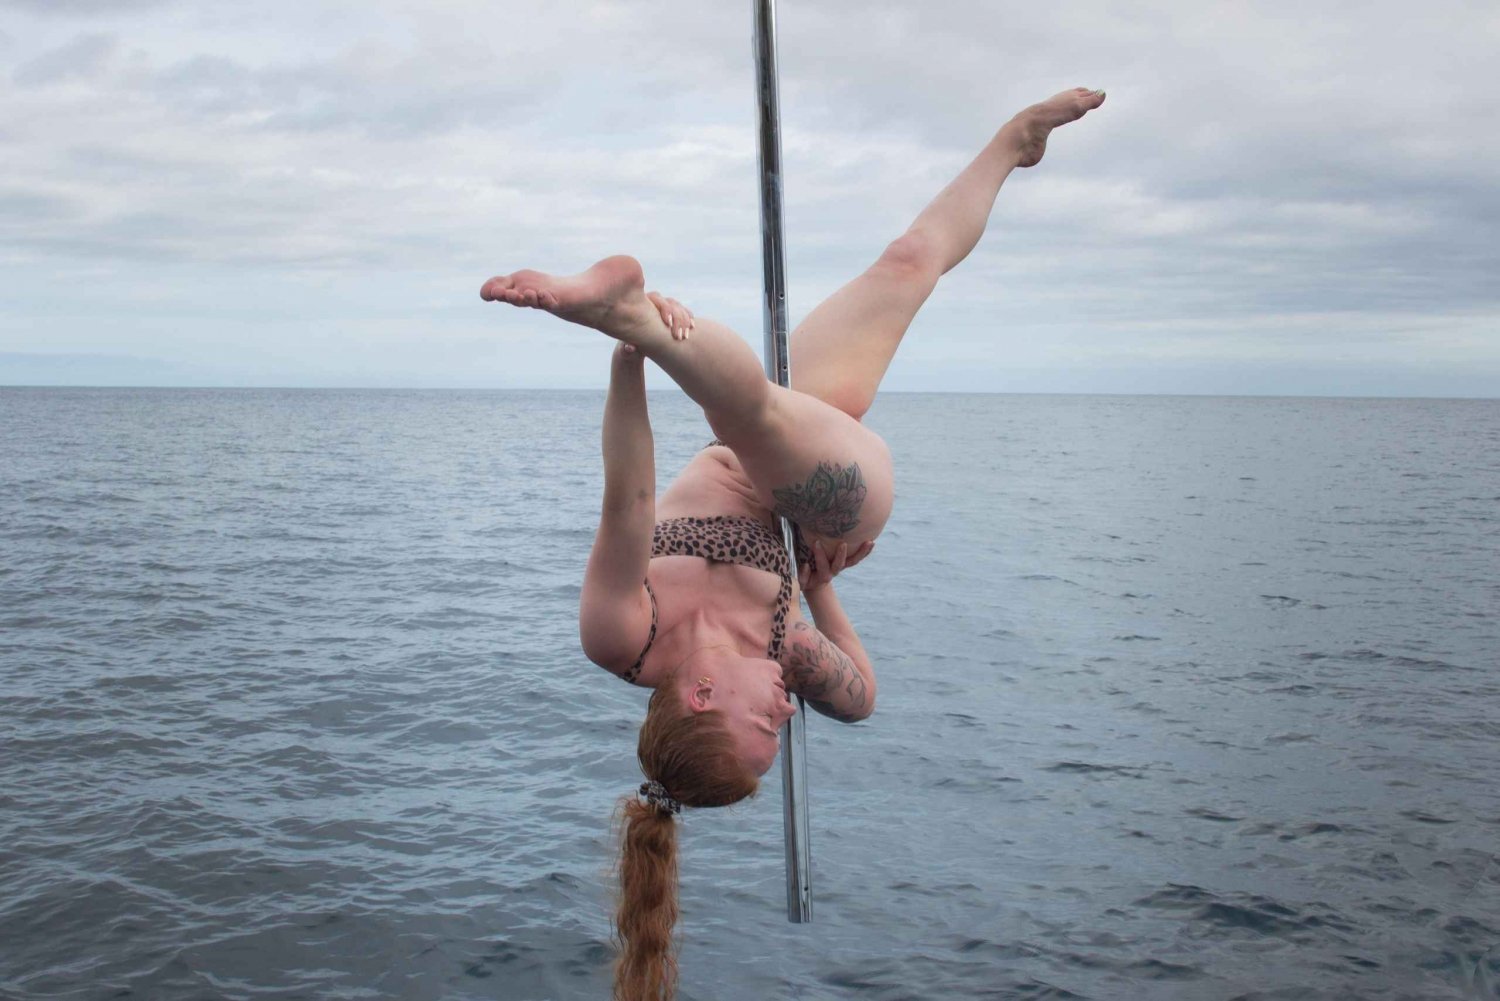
[2, 0, 1497, 395]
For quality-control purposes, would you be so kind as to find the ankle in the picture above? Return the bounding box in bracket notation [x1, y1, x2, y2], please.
[595, 291, 661, 345]
[991, 120, 1030, 163]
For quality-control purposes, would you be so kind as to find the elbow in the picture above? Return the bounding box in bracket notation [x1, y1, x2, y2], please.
[843, 703, 874, 724]
[843, 672, 876, 723]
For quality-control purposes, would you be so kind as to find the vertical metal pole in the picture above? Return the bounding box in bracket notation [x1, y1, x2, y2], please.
[753, 0, 812, 924]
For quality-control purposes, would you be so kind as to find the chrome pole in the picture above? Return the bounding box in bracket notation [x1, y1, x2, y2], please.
[752, 0, 812, 924]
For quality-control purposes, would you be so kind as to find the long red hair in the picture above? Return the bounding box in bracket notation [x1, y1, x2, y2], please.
[612, 682, 759, 1001]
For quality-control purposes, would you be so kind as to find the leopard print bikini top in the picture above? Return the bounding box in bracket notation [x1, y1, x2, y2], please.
[620, 515, 812, 685]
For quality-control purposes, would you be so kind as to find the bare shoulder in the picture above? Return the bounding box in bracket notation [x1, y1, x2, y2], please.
[779, 621, 874, 723]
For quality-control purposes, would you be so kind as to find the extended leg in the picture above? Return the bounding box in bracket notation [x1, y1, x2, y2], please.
[791, 87, 1106, 419]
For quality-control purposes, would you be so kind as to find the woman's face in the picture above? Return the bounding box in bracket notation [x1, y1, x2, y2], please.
[683, 650, 798, 776]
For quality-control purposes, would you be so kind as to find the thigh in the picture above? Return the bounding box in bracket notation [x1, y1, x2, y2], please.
[789, 236, 940, 421]
[721, 386, 894, 550]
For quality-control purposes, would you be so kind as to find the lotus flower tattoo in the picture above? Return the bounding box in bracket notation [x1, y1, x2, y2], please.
[771, 461, 867, 537]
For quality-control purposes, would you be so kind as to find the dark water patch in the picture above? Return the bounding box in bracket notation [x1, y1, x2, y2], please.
[1185, 807, 1243, 823]
[1277, 822, 1352, 841]
[1260, 594, 1302, 607]
[1134, 884, 1359, 941]
[932, 760, 1023, 792]
[1045, 762, 1148, 780]
[1400, 810, 1458, 825]
[942, 711, 982, 728]
[1124, 957, 1204, 980]
[952, 936, 1046, 960]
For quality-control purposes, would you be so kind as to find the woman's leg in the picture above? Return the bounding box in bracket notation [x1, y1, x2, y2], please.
[791, 87, 1106, 419]
[480, 257, 892, 544]
[478, 88, 1103, 544]
[481, 256, 779, 440]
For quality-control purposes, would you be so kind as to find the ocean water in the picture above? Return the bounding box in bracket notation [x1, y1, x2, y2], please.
[2, 387, 1498, 1001]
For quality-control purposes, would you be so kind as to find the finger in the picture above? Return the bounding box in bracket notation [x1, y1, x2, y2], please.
[647, 292, 674, 329]
[521, 289, 538, 307]
[833, 542, 849, 572]
[814, 540, 831, 572]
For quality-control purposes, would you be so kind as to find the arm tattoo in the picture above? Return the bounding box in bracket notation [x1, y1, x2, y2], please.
[782, 622, 869, 724]
[771, 461, 866, 538]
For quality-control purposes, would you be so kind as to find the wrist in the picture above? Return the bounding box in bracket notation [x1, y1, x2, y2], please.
[805, 580, 835, 601]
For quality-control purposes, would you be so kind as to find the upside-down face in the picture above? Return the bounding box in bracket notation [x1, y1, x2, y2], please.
[679, 648, 798, 776]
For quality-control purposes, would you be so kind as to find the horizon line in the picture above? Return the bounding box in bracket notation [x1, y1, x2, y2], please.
[2, 384, 1496, 402]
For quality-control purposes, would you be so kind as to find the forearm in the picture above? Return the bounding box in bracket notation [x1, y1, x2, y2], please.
[581, 355, 656, 627]
[803, 584, 872, 677]
[601, 356, 655, 515]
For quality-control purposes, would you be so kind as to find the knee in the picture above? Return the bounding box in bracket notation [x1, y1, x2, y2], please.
[875, 230, 943, 282]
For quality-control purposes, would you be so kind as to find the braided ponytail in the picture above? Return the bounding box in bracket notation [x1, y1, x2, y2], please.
[611, 682, 760, 1001]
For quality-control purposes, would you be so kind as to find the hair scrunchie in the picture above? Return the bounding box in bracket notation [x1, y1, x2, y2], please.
[639, 780, 682, 816]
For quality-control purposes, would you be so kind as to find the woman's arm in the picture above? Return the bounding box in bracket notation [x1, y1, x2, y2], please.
[578, 344, 657, 673]
[781, 581, 877, 723]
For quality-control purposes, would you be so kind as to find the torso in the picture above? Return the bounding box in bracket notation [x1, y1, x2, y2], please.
[631, 447, 804, 688]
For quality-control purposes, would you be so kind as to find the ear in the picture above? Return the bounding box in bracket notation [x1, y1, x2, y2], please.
[687, 680, 714, 713]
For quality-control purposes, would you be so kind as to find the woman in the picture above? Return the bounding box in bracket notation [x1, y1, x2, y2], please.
[482, 86, 1105, 1001]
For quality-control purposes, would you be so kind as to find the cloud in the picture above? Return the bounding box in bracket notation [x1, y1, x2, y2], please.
[0, 0, 1495, 393]
[1, 0, 172, 14]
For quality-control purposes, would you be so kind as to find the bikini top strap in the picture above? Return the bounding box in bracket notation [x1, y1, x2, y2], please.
[620, 579, 657, 686]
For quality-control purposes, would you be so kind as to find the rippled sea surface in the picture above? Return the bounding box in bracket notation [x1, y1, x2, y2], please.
[3, 388, 1499, 1001]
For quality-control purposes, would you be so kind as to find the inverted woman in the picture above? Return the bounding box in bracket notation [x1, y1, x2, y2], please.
[481, 86, 1105, 1001]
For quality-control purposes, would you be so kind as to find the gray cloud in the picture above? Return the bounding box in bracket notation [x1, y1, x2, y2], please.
[0, 0, 1495, 393]
[11, 29, 114, 84]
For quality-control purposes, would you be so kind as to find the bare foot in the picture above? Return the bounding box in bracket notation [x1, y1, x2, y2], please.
[479, 255, 658, 339]
[1005, 87, 1106, 168]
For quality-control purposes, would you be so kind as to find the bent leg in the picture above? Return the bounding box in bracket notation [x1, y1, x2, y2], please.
[480, 255, 894, 545]
[481, 255, 776, 441]
[792, 87, 1106, 420]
